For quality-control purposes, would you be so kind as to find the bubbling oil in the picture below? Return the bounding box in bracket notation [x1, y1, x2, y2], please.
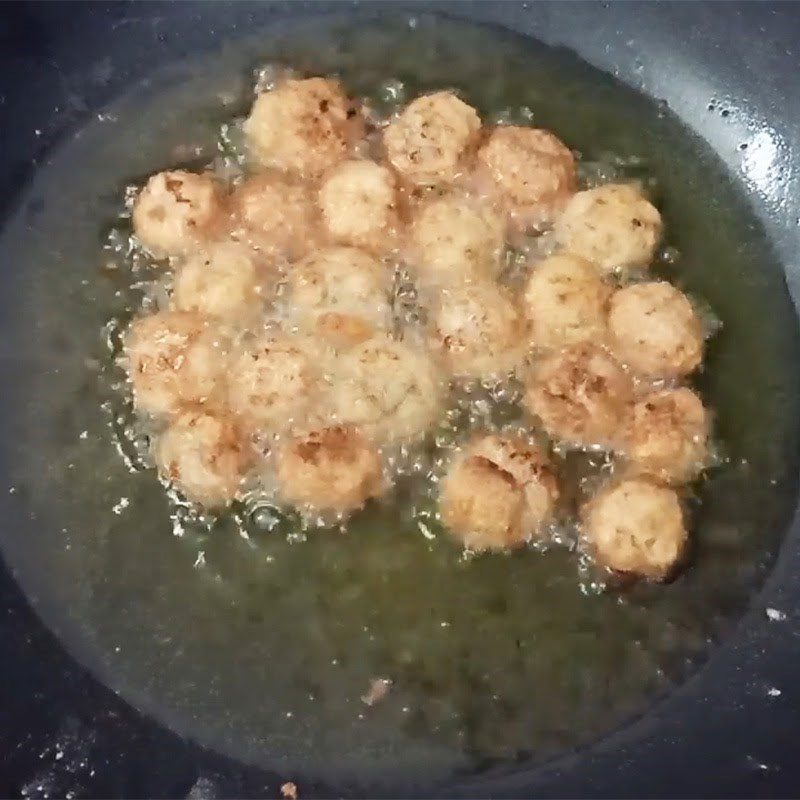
[107, 64, 702, 556]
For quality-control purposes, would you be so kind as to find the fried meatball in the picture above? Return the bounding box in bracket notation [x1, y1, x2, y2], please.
[608, 281, 703, 378]
[554, 183, 663, 274]
[623, 387, 709, 483]
[523, 253, 610, 351]
[275, 425, 383, 514]
[318, 160, 399, 253]
[581, 478, 687, 580]
[244, 77, 361, 178]
[430, 282, 525, 379]
[124, 311, 228, 416]
[227, 331, 320, 435]
[330, 336, 443, 444]
[173, 242, 263, 322]
[228, 173, 316, 260]
[476, 125, 576, 231]
[155, 409, 252, 508]
[439, 434, 559, 551]
[384, 91, 481, 186]
[132, 170, 223, 257]
[523, 343, 633, 449]
[410, 194, 505, 286]
[288, 247, 390, 347]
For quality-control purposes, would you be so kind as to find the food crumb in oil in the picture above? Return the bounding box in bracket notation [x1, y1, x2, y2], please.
[361, 677, 392, 706]
[280, 782, 298, 800]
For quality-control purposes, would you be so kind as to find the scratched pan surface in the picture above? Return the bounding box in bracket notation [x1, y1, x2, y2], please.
[1, 4, 800, 798]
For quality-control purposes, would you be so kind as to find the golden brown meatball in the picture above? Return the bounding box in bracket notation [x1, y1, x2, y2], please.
[329, 335, 443, 444]
[410, 194, 505, 287]
[608, 281, 703, 378]
[244, 77, 361, 178]
[132, 170, 223, 257]
[275, 426, 383, 514]
[227, 331, 320, 435]
[476, 125, 576, 231]
[554, 183, 663, 274]
[622, 387, 709, 483]
[430, 282, 526, 380]
[288, 247, 391, 347]
[154, 409, 252, 508]
[124, 311, 228, 416]
[172, 242, 263, 322]
[318, 159, 399, 253]
[228, 173, 316, 260]
[523, 343, 633, 449]
[581, 478, 688, 580]
[439, 433, 559, 551]
[440, 457, 525, 551]
[523, 253, 610, 351]
[384, 91, 481, 186]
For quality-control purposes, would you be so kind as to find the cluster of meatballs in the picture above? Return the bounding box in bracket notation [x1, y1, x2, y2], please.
[122, 75, 715, 582]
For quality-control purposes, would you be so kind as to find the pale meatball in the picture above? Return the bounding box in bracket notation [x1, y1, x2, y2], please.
[523, 343, 633, 449]
[554, 183, 663, 274]
[228, 174, 316, 260]
[318, 160, 399, 253]
[608, 281, 703, 378]
[410, 194, 505, 286]
[124, 311, 228, 416]
[227, 332, 319, 435]
[623, 387, 709, 484]
[244, 77, 360, 177]
[581, 478, 688, 580]
[155, 409, 252, 508]
[275, 426, 383, 514]
[477, 126, 576, 230]
[132, 170, 223, 257]
[523, 253, 610, 351]
[384, 91, 481, 186]
[173, 242, 262, 322]
[430, 283, 525, 379]
[289, 247, 390, 347]
[440, 434, 559, 551]
[330, 336, 443, 444]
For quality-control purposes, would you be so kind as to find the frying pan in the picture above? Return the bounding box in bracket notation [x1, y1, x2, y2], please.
[2, 1, 800, 797]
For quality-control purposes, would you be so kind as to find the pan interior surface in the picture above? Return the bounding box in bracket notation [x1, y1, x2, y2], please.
[1, 14, 798, 792]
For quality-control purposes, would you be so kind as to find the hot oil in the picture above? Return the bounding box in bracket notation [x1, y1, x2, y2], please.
[2, 14, 800, 792]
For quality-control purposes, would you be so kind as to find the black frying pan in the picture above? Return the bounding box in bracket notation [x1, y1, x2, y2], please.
[2, 2, 800, 797]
